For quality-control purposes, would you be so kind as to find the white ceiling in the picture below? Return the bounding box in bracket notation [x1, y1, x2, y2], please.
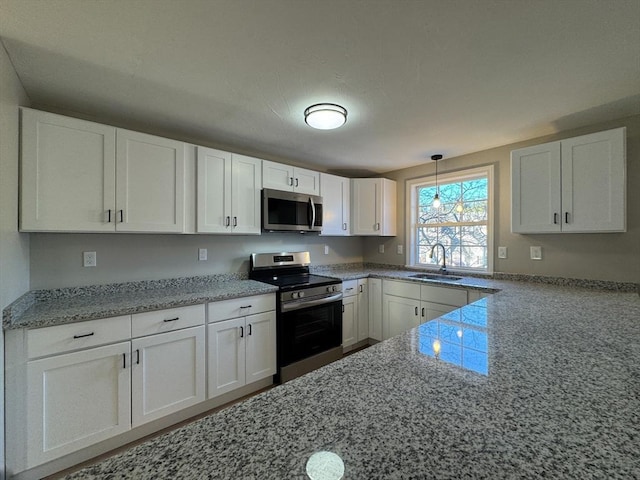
[1, 0, 639, 174]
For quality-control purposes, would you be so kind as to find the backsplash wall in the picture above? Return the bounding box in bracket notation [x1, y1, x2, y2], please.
[29, 233, 364, 289]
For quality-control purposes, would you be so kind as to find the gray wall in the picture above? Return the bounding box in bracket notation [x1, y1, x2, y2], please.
[364, 115, 640, 283]
[29, 233, 363, 289]
[0, 41, 31, 480]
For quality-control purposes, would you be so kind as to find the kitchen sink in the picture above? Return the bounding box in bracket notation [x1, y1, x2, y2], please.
[409, 273, 463, 282]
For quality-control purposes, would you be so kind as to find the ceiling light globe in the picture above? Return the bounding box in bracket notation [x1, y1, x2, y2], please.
[304, 104, 347, 130]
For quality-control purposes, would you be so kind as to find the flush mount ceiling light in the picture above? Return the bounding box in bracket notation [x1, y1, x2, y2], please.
[304, 103, 347, 130]
[431, 154, 443, 208]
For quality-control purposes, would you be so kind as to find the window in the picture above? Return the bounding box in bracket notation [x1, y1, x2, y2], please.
[406, 166, 493, 272]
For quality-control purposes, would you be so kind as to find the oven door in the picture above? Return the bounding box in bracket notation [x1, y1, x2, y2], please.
[278, 295, 342, 367]
[262, 188, 323, 232]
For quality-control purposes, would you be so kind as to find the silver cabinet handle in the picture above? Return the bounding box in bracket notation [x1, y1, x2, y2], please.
[248, 324, 252, 336]
[565, 212, 570, 224]
[239, 326, 244, 338]
[226, 216, 230, 227]
[342, 223, 347, 230]
[119, 210, 124, 223]
[376, 222, 380, 231]
[73, 332, 95, 339]
[421, 307, 425, 317]
[163, 317, 180, 323]
[136, 349, 140, 365]
[107, 210, 112, 223]
[553, 213, 559, 224]
[295, 178, 299, 187]
[359, 285, 363, 293]
[415, 306, 418, 316]
[233, 216, 238, 227]
[123, 353, 126, 369]
[240, 305, 252, 310]
[289, 177, 294, 186]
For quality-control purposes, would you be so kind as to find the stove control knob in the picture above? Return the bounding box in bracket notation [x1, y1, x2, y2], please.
[298, 291, 305, 298]
[326, 286, 333, 293]
[292, 292, 299, 299]
[333, 285, 337, 292]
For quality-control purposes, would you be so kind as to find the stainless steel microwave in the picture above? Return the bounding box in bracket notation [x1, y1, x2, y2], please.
[262, 188, 323, 233]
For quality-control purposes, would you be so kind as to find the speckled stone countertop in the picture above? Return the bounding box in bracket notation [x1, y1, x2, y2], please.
[3, 274, 278, 330]
[63, 275, 640, 479]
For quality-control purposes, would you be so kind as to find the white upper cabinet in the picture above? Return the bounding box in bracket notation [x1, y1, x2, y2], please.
[197, 148, 262, 234]
[115, 129, 185, 233]
[262, 160, 319, 195]
[20, 108, 186, 233]
[320, 173, 350, 235]
[351, 178, 397, 236]
[20, 108, 116, 232]
[511, 127, 626, 233]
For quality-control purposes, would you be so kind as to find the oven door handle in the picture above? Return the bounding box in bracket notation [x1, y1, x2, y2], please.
[281, 293, 343, 313]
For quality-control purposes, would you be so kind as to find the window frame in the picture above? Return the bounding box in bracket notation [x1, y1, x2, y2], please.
[405, 165, 495, 273]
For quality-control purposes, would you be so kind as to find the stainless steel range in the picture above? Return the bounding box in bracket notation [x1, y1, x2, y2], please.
[249, 251, 343, 383]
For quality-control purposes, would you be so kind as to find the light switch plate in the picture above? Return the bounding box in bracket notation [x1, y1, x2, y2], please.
[530, 246, 542, 260]
[397, 244, 403, 255]
[198, 248, 208, 261]
[83, 251, 97, 267]
[324, 245, 330, 255]
[498, 246, 507, 259]
[378, 244, 385, 254]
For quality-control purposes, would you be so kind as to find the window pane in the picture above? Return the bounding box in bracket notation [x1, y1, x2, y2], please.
[412, 171, 490, 271]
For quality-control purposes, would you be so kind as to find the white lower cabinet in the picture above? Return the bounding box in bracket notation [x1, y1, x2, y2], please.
[368, 278, 383, 341]
[207, 295, 276, 398]
[382, 279, 471, 340]
[342, 279, 369, 351]
[131, 325, 205, 427]
[26, 341, 132, 468]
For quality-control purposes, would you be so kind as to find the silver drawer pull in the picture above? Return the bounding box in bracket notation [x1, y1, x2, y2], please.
[345, 288, 354, 291]
[73, 332, 95, 339]
[163, 317, 180, 323]
[240, 305, 253, 309]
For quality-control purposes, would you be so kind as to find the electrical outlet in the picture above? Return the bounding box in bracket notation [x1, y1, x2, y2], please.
[198, 248, 208, 261]
[378, 244, 385, 254]
[324, 245, 330, 255]
[498, 246, 507, 259]
[397, 245, 403, 255]
[530, 246, 542, 260]
[83, 251, 97, 267]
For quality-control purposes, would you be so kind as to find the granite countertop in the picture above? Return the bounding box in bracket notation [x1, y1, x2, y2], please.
[3, 275, 278, 330]
[62, 275, 640, 479]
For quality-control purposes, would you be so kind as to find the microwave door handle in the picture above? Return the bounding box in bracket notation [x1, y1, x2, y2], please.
[309, 197, 316, 229]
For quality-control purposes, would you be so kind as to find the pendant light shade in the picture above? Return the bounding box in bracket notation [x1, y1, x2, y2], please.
[431, 154, 443, 208]
[304, 103, 347, 130]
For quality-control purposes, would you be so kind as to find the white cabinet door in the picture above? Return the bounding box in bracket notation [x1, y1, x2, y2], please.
[357, 279, 369, 342]
[320, 173, 350, 235]
[351, 178, 396, 236]
[196, 147, 232, 233]
[245, 311, 276, 383]
[368, 278, 383, 341]
[26, 342, 131, 468]
[116, 129, 185, 232]
[20, 108, 116, 232]
[383, 294, 420, 340]
[511, 127, 626, 234]
[561, 128, 626, 232]
[207, 317, 246, 398]
[131, 326, 205, 427]
[342, 295, 357, 348]
[262, 160, 294, 191]
[511, 141, 562, 233]
[293, 167, 320, 195]
[231, 154, 262, 234]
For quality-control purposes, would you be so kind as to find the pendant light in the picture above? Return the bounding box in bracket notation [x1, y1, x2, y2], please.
[431, 154, 443, 208]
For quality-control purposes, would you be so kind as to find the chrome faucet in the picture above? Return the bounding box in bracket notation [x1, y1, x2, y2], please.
[429, 243, 447, 273]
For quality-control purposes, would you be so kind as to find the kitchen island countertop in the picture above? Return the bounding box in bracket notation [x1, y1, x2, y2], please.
[62, 276, 640, 479]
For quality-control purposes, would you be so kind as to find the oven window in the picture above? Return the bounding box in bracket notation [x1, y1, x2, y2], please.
[278, 301, 341, 366]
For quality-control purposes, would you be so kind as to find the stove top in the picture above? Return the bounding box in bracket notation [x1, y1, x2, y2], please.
[254, 273, 340, 291]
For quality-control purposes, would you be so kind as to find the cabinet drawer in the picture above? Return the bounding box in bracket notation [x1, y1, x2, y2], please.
[27, 315, 131, 359]
[342, 280, 358, 297]
[132, 304, 205, 338]
[383, 279, 421, 300]
[421, 285, 467, 306]
[208, 294, 275, 322]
